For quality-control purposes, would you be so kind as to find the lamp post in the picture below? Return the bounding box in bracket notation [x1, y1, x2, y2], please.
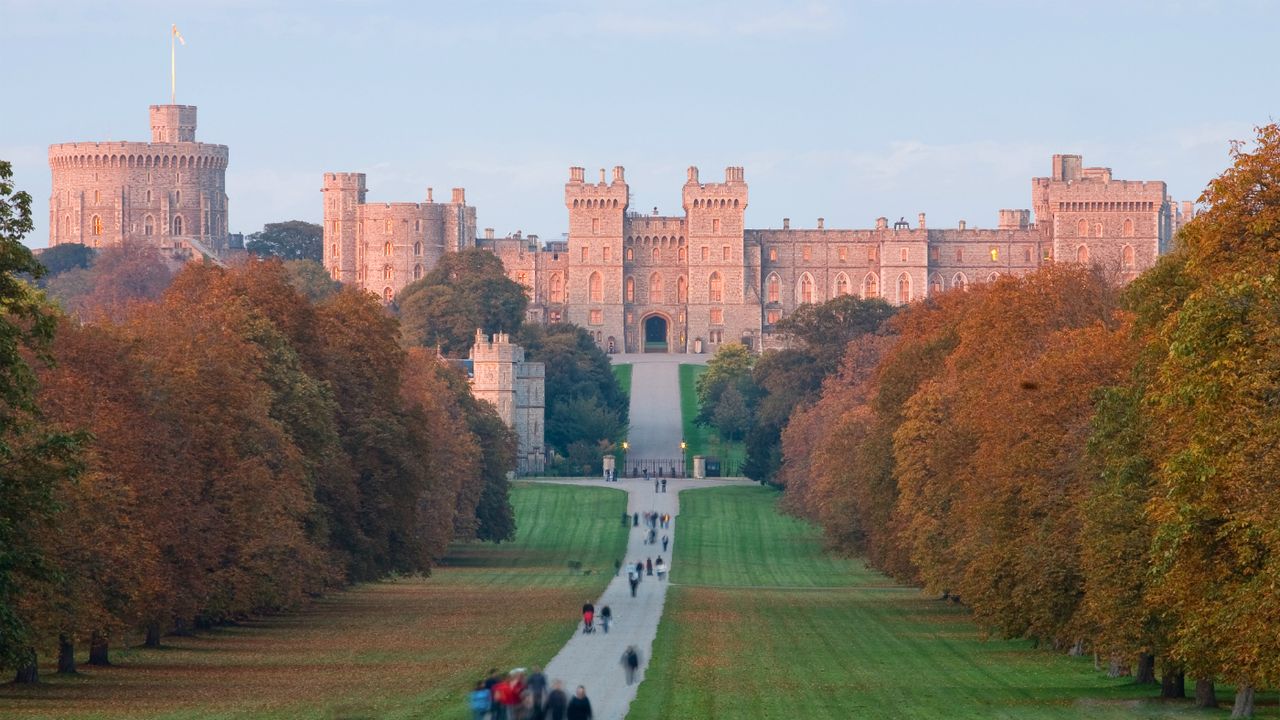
[680, 439, 687, 478]
[621, 441, 629, 479]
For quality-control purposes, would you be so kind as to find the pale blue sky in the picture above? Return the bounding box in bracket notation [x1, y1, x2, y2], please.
[2, 0, 1276, 248]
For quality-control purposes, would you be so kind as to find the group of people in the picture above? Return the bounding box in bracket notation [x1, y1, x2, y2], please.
[626, 556, 667, 595]
[470, 667, 594, 720]
[580, 601, 612, 633]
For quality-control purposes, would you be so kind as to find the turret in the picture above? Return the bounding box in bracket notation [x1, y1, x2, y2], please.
[149, 105, 198, 143]
[321, 172, 367, 283]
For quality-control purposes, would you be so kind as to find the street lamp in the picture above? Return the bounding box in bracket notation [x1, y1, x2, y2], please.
[680, 439, 687, 478]
[621, 441, 629, 479]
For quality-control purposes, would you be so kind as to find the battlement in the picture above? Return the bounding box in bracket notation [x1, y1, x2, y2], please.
[998, 209, 1031, 229]
[150, 104, 197, 143]
[565, 165, 628, 209]
[323, 172, 367, 189]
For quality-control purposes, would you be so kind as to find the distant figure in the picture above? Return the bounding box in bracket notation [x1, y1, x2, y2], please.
[600, 605, 612, 633]
[661, 477, 667, 492]
[646, 558, 653, 576]
[628, 566, 640, 597]
[662, 535, 669, 552]
[633, 512, 639, 527]
[656, 556, 667, 581]
[527, 666, 548, 715]
[567, 685, 593, 720]
[469, 680, 491, 720]
[582, 601, 595, 633]
[614, 559, 622, 576]
[621, 646, 641, 685]
[654, 479, 660, 493]
[635, 561, 644, 578]
[546, 680, 568, 720]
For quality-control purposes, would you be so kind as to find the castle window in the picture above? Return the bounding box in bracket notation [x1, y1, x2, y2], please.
[769, 248, 778, 262]
[383, 287, 393, 303]
[989, 247, 999, 262]
[589, 309, 603, 326]
[863, 273, 879, 299]
[414, 264, 424, 280]
[929, 274, 942, 295]
[414, 219, 421, 232]
[1077, 245, 1090, 264]
[589, 271, 603, 302]
[1093, 223, 1103, 238]
[767, 273, 780, 303]
[1023, 247, 1032, 263]
[838, 246, 848, 261]
[1123, 218, 1134, 237]
[414, 241, 422, 256]
[516, 271, 527, 284]
[653, 247, 660, 261]
[550, 273, 564, 303]
[723, 245, 731, 261]
[384, 241, 392, 256]
[708, 272, 722, 302]
[92, 215, 103, 236]
[146, 189, 152, 203]
[144, 215, 155, 236]
[384, 219, 392, 235]
[835, 273, 849, 296]
[175, 190, 180, 206]
[956, 248, 963, 262]
[626, 247, 634, 261]
[710, 307, 724, 325]
[677, 275, 687, 303]
[383, 266, 393, 281]
[766, 309, 781, 324]
[581, 247, 588, 262]
[592, 218, 600, 235]
[1122, 244, 1135, 268]
[713, 218, 721, 234]
[171, 215, 182, 236]
[649, 272, 664, 302]
[1078, 219, 1088, 237]
[1043, 246, 1053, 261]
[625, 276, 635, 302]
[799, 273, 814, 305]
[897, 273, 912, 304]
[701, 246, 708, 261]
[679, 246, 686, 261]
[331, 243, 337, 256]
[603, 246, 611, 262]
[953, 272, 968, 290]
[94, 190, 100, 204]
[802, 246, 812, 261]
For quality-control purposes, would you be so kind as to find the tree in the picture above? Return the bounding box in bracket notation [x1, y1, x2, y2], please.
[34, 243, 95, 283]
[45, 242, 173, 321]
[397, 248, 528, 355]
[774, 294, 897, 370]
[283, 259, 341, 302]
[246, 220, 323, 261]
[712, 382, 750, 441]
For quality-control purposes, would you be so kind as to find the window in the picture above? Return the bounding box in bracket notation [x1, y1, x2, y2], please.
[516, 271, 528, 285]
[413, 241, 422, 256]
[589, 271, 603, 302]
[677, 275, 687, 303]
[383, 266, 393, 281]
[956, 248, 964, 262]
[625, 276, 635, 302]
[838, 246, 848, 261]
[803, 246, 812, 261]
[626, 247, 634, 260]
[1123, 218, 1135, 237]
[1043, 246, 1053, 261]
[989, 247, 999, 262]
[603, 246, 611, 262]
[171, 215, 182, 235]
[649, 273, 664, 302]
[384, 241, 392, 256]
[383, 287, 393, 302]
[767, 273, 780, 303]
[581, 247, 588, 262]
[769, 248, 778, 261]
[929, 274, 942, 295]
[550, 273, 564, 303]
[709, 329, 723, 343]
[550, 311, 561, 323]
[1122, 245, 1135, 269]
[653, 247, 660, 261]
[897, 273, 912, 304]
[678, 246, 686, 261]
[766, 309, 781, 324]
[144, 215, 154, 236]
[900, 248, 908, 262]
[592, 218, 600, 234]
[799, 273, 814, 304]
[723, 245, 731, 261]
[701, 246, 708, 261]
[385, 219, 393, 235]
[175, 190, 181, 206]
[589, 309, 603, 325]
[710, 307, 724, 324]
[864, 273, 879, 298]
[713, 218, 721, 233]
[953, 273, 968, 290]
[835, 273, 849, 296]
[94, 190, 100, 204]
[708, 272, 722, 302]
[1077, 245, 1090, 264]
[146, 189, 152, 203]
[1078, 219, 1088, 236]
[92, 215, 104, 236]
[414, 219, 421, 232]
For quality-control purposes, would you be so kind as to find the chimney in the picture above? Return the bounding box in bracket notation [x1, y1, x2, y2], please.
[817, 217, 825, 230]
[876, 217, 888, 230]
[485, 228, 494, 240]
[918, 213, 926, 230]
[782, 218, 790, 230]
[687, 166, 699, 184]
[570, 166, 585, 183]
[599, 168, 606, 184]
[452, 188, 465, 204]
[958, 220, 966, 230]
[426, 187, 434, 203]
[613, 165, 625, 183]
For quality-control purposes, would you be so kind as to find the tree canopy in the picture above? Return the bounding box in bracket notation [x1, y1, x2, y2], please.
[397, 248, 528, 355]
[246, 220, 324, 262]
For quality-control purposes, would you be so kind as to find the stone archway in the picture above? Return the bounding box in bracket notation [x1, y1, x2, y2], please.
[643, 314, 669, 353]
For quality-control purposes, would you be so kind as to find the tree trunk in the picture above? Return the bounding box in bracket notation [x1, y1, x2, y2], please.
[145, 622, 162, 648]
[13, 648, 38, 684]
[88, 631, 110, 665]
[1135, 653, 1157, 684]
[57, 634, 77, 674]
[1160, 668, 1185, 699]
[1195, 678, 1217, 708]
[1108, 656, 1131, 678]
[1068, 639, 1085, 656]
[1231, 685, 1255, 719]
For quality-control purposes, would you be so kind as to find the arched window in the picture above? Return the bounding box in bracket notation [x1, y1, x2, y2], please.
[1093, 223, 1103, 238]
[384, 241, 392, 256]
[766, 273, 780, 303]
[708, 272, 722, 302]
[769, 247, 778, 262]
[626, 247, 634, 261]
[1077, 245, 1090, 264]
[799, 273, 814, 305]
[143, 215, 155, 236]
[171, 215, 182, 236]
[929, 274, 942, 295]
[383, 287, 393, 303]
[677, 275, 687, 303]
[549, 273, 564, 304]
[897, 273, 911, 304]
[649, 272, 664, 302]
[988, 272, 1000, 283]
[1122, 245, 1135, 269]
[863, 273, 879, 299]
[414, 264, 423, 280]
[383, 266, 393, 281]
[589, 271, 603, 302]
[625, 276, 635, 301]
[92, 215, 103, 236]
[414, 241, 422, 256]
[834, 273, 849, 296]
[174, 190, 181, 206]
[652, 247, 660, 261]
[952, 272, 968, 290]
[1077, 219, 1088, 236]
[1123, 218, 1134, 237]
[678, 246, 686, 262]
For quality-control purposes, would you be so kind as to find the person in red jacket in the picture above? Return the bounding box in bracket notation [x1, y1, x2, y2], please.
[582, 601, 595, 633]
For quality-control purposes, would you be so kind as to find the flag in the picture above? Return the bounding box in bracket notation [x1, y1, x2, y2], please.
[172, 24, 185, 45]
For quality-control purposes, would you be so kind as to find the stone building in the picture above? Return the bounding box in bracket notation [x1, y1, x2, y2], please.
[468, 330, 546, 475]
[321, 173, 476, 301]
[482, 155, 1189, 353]
[47, 104, 235, 260]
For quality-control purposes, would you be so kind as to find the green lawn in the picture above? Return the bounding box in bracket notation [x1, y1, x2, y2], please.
[0, 483, 628, 720]
[631, 485, 1253, 719]
[678, 363, 746, 475]
[612, 362, 633, 400]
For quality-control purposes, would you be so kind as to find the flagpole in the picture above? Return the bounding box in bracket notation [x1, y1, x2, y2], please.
[170, 24, 176, 103]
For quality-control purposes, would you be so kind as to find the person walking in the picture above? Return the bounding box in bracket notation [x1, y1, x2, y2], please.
[621, 646, 641, 685]
[566, 686, 593, 720]
[654, 478, 660, 493]
[527, 666, 548, 718]
[628, 566, 639, 597]
[545, 680, 568, 720]
[646, 558, 653, 576]
[661, 477, 667, 493]
[632, 512, 639, 527]
[655, 556, 666, 581]
[662, 534, 669, 552]
[600, 605, 612, 634]
[469, 680, 491, 720]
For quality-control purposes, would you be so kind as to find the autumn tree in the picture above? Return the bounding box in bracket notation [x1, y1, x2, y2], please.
[397, 248, 528, 355]
[246, 220, 323, 261]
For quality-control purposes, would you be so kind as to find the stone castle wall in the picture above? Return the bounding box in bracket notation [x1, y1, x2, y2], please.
[469, 330, 545, 474]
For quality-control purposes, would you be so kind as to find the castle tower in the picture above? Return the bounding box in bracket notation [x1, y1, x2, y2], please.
[682, 166, 759, 352]
[564, 166, 627, 350]
[470, 330, 545, 474]
[48, 104, 230, 259]
[321, 173, 367, 284]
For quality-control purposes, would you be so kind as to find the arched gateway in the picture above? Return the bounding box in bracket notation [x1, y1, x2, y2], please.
[643, 314, 669, 353]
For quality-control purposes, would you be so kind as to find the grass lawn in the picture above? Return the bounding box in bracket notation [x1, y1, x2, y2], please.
[0, 482, 627, 720]
[631, 485, 1259, 719]
[611, 362, 633, 400]
[678, 364, 745, 475]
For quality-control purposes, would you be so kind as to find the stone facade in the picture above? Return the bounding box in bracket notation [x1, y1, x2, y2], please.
[468, 330, 546, 475]
[321, 174, 476, 301]
[482, 155, 1189, 353]
[47, 104, 235, 260]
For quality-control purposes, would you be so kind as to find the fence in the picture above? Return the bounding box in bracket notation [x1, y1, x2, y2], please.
[619, 457, 741, 478]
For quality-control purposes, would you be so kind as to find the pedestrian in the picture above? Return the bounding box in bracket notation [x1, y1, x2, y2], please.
[527, 666, 547, 717]
[661, 478, 667, 492]
[633, 512, 639, 527]
[566, 686, 593, 720]
[614, 559, 622, 576]
[621, 646, 641, 685]
[654, 479, 659, 493]
[635, 561, 644, 578]
[582, 601, 595, 633]
[646, 558, 653, 576]
[656, 556, 666, 581]
[545, 680, 568, 720]
[628, 569, 639, 597]
[649, 528, 656, 545]
[600, 605, 612, 634]
[469, 680, 491, 720]
[662, 534, 669, 552]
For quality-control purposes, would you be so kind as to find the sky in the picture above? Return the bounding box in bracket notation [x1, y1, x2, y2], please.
[2, 0, 1277, 248]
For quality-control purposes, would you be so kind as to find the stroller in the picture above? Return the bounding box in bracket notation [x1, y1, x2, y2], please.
[582, 609, 595, 633]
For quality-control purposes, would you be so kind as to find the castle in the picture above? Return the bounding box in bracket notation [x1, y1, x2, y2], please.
[324, 155, 1189, 354]
[468, 331, 546, 475]
[47, 104, 237, 261]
